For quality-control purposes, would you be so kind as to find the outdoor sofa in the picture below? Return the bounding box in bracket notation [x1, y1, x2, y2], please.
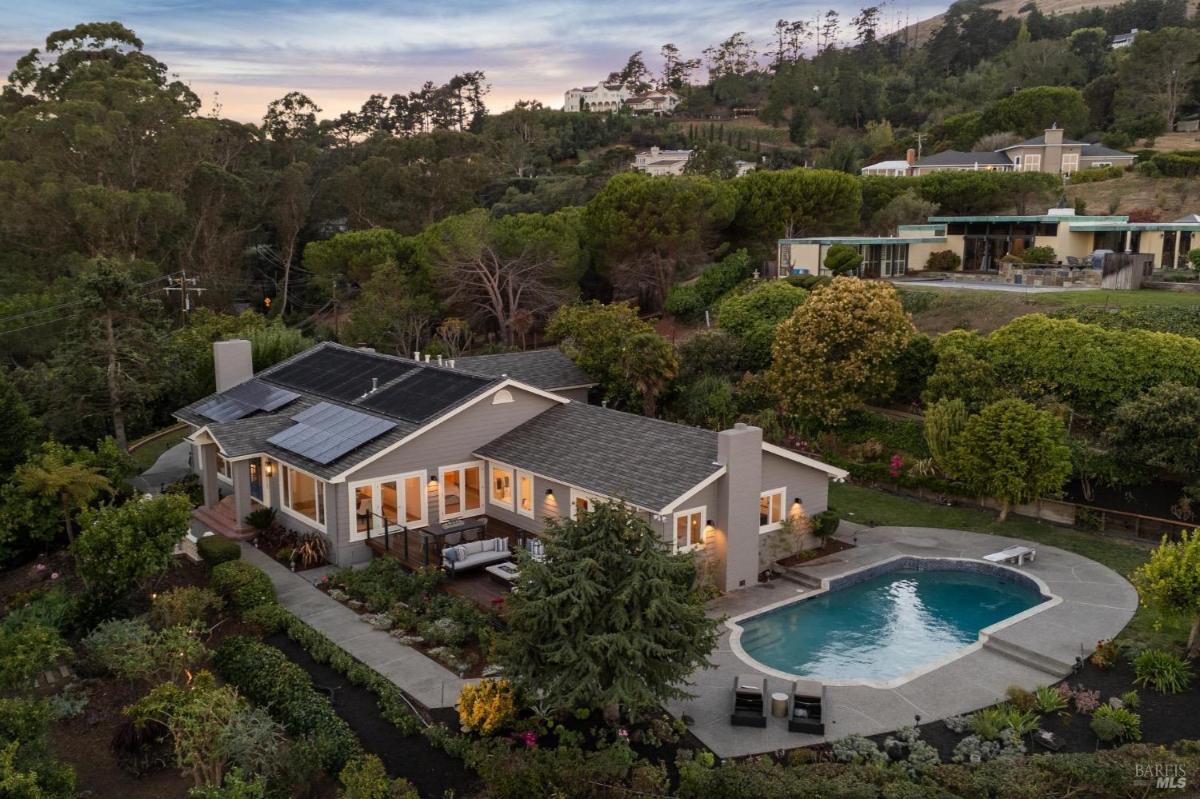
[442, 536, 512, 575]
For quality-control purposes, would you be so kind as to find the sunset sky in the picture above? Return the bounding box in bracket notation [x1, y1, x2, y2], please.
[0, 1, 941, 122]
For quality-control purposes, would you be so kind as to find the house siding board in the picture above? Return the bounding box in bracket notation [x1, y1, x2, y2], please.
[344, 387, 558, 483]
[757, 451, 831, 569]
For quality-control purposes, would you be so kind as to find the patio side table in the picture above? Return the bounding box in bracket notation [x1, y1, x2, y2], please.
[771, 692, 789, 718]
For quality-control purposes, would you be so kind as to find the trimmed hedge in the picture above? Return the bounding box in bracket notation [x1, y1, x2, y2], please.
[210, 561, 275, 612]
[282, 614, 423, 735]
[214, 636, 359, 773]
[197, 535, 241, 567]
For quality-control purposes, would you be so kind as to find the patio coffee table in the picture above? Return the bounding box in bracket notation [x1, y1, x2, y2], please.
[485, 561, 520, 586]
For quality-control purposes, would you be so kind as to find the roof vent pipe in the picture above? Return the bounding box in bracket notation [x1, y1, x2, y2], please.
[437, 355, 444, 366]
[425, 354, 431, 363]
[371, 377, 379, 392]
[413, 351, 420, 361]
[449, 359, 455, 368]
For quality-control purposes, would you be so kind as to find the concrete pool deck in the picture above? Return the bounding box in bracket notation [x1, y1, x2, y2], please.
[667, 524, 1138, 758]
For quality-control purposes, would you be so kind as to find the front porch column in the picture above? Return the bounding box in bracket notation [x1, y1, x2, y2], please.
[231, 458, 254, 531]
[199, 442, 220, 509]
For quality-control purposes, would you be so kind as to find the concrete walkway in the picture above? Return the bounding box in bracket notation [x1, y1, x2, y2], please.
[241, 544, 471, 709]
[133, 441, 193, 494]
[667, 525, 1138, 757]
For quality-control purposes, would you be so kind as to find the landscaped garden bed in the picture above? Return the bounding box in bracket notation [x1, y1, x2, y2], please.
[318, 557, 500, 677]
[243, 507, 331, 571]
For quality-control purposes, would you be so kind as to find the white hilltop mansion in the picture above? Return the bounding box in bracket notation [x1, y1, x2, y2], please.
[563, 82, 631, 112]
[563, 82, 681, 115]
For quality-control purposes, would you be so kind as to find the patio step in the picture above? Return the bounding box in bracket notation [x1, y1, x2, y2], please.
[982, 635, 1073, 677]
[778, 568, 823, 590]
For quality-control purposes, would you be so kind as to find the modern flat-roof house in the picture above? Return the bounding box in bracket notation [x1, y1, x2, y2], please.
[633, 146, 694, 176]
[777, 209, 1200, 276]
[911, 126, 1135, 176]
[177, 341, 846, 592]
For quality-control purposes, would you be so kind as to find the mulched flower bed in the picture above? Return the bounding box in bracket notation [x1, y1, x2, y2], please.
[776, 538, 855, 568]
[866, 657, 1200, 760]
[266, 632, 480, 798]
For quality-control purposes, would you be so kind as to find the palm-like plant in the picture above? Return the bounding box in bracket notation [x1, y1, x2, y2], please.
[621, 331, 678, 417]
[16, 449, 111, 550]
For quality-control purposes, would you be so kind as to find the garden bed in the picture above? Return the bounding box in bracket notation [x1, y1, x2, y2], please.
[319, 559, 499, 678]
[863, 656, 1200, 762]
[265, 632, 480, 797]
[776, 538, 854, 567]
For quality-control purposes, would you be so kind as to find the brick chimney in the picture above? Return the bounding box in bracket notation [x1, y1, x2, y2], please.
[213, 339, 253, 393]
[906, 147, 917, 166]
[715, 423, 763, 592]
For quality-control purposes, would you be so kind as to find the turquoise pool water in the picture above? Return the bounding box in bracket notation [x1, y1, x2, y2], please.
[737, 567, 1046, 682]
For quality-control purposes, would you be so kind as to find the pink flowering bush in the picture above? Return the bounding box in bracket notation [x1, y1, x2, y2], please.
[1072, 686, 1101, 714]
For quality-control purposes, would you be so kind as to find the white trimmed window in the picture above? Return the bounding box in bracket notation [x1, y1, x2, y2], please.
[516, 471, 535, 518]
[569, 489, 602, 520]
[281, 465, 326, 528]
[759, 487, 786, 532]
[490, 464, 514, 510]
[439, 461, 484, 520]
[215, 454, 232, 481]
[673, 506, 706, 553]
[1062, 152, 1079, 174]
[349, 471, 427, 541]
[1023, 154, 1041, 172]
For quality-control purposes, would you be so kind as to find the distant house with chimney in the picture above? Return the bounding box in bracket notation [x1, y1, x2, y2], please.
[911, 126, 1135, 176]
[862, 127, 1135, 178]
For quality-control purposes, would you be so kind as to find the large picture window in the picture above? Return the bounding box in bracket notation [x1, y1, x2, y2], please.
[281, 465, 325, 528]
[673, 506, 706, 553]
[490, 464, 513, 510]
[349, 471, 427, 541]
[439, 462, 484, 520]
[516, 471, 534, 518]
[759, 487, 785, 532]
[569, 489, 602, 520]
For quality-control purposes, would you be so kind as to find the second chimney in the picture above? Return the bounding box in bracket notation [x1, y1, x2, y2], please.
[214, 339, 253, 393]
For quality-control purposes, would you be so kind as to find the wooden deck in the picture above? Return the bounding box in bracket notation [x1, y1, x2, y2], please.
[364, 516, 530, 571]
[366, 516, 529, 613]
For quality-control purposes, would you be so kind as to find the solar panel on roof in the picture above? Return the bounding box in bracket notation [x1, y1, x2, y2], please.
[266, 348, 416, 403]
[226, 380, 299, 412]
[195, 395, 255, 422]
[195, 379, 300, 422]
[266, 402, 397, 465]
[359, 369, 491, 422]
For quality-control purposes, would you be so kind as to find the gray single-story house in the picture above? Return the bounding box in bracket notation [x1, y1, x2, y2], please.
[176, 341, 846, 592]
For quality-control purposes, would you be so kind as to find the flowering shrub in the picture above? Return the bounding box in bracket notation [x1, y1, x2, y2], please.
[1089, 639, 1119, 669]
[458, 679, 517, 736]
[1072, 686, 1101, 714]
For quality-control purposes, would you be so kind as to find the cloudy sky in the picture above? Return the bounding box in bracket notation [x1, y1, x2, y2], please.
[0, 1, 940, 121]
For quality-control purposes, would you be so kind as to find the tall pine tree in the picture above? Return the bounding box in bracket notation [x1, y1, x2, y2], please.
[500, 501, 718, 720]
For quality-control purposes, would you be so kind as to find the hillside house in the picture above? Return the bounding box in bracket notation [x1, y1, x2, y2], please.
[178, 342, 846, 592]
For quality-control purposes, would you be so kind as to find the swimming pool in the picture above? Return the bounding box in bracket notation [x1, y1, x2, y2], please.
[734, 562, 1049, 684]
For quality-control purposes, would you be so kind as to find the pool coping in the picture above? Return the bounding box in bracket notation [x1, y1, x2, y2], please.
[725, 555, 1064, 690]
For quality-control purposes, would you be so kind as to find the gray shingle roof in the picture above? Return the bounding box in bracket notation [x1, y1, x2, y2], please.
[175, 342, 497, 478]
[454, 349, 595, 391]
[1080, 144, 1135, 158]
[915, 150, 1012, 167]
[474, 401, 721, 511]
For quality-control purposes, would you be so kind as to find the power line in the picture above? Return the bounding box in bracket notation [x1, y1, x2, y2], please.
[0, 281, 178, 337]
[0, 271, 183, 326]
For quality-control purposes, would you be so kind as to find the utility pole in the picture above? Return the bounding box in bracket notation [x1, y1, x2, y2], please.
[915, 131, 924, 159]
[164, 270, 206, 324]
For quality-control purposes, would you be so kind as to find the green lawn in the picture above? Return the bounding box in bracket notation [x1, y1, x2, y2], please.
[1030, 288, 1200, 308]
[129, 425, 188, 472]
[829, 483, 1189, 650]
